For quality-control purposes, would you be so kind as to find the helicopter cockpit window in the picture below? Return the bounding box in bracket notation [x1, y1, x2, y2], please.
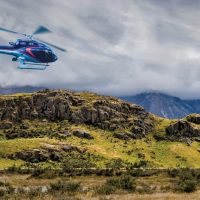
[15, 41, 26, 47]
[28, 42, 33, 46]
[19, 42, 27, 46]
[28, 42, 38, 46]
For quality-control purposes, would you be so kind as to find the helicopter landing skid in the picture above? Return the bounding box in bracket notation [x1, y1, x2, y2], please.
[18, 61, 49, 70]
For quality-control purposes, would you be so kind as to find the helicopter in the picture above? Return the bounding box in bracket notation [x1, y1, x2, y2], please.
[0, 26, 66, 70]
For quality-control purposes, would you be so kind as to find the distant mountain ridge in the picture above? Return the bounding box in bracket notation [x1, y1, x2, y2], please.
[121, 92, 200, 119]
[0, 86, 46, 95]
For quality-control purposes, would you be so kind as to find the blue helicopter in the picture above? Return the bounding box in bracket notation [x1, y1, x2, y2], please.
[0, 26, 66, 70]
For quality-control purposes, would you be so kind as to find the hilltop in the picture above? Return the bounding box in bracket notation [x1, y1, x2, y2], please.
[0, 89, 200, 169]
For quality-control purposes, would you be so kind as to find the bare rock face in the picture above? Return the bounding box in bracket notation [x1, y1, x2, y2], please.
[0, 121, 13, 129]
[10, 149, 58, 163]
[0, 90, 154, 138]
[131, 126, 146, 139]
[186, 114, 200, 124]
[166, 120, 200, 138]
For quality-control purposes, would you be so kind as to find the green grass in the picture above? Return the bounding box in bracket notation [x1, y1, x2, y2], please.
[0, 114, 200, 169]
[1, 120, 200, 169]
[0, 158, 24, 169]
[0, 138, 58, 156]
[61, 123, 200, 168]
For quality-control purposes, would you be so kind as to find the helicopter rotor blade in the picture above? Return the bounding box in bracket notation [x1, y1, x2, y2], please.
[36, 38, 67, 52]
[32, 26, 51, 35]
[0, 26, 66, 52]
[0, 27, 26, 36]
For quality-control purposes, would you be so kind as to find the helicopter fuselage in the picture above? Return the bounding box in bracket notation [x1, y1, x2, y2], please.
[0, 39, 58, 64]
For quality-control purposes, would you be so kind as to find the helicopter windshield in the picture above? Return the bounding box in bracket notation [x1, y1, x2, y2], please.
[13, 40, 39, 48]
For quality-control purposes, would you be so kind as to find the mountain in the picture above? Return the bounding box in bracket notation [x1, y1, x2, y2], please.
[0, 86, 46, 95]
[1, 89, 200, 169]
[121, 92, 200, 119]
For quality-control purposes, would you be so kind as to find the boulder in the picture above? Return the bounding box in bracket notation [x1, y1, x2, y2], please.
[131, 126, 146, 139]
[62, 131, 72, 137]
[73, 130, 94, 140]
[114, 133, 130, 140]
[12, 148, 61, 163]
[62, 145, 86, 153]
[13, 149, 49, 163]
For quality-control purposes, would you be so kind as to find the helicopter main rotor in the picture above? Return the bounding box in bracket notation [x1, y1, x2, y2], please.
[0, 25, 66, 52]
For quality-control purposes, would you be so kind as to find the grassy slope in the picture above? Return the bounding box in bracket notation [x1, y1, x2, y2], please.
[0, 91, 200, 169]
[0, 118, 200, 169]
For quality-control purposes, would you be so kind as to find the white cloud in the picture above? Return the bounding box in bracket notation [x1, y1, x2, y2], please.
[0, 0, 200, 99]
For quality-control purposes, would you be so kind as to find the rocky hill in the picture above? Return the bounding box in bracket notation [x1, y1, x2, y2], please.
[0, 90, 200, 169]
[0, 89, 153, 136]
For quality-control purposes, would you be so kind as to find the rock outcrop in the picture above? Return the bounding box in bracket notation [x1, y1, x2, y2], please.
[0, 90, 154, 137]
[186, 114, 200, 124]
[114, 133, 131, 140]
[166, 120, 200, 139]
[10, 149, 61, 163]
[72, 130, 94, 140]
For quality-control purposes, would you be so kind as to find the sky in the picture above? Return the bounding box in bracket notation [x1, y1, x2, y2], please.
[0, 0, 200, 99]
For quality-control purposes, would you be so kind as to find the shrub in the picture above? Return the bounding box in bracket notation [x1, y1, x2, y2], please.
[105, 158, 125, 170]
[64, 181, 81, 193]
[6, 185, 15, 195]
[28, 187, 43, 198]
[168, 169, 179, 177]
[50, 180, 81, 194]
[137, 184, 155, 194]
[160, 185, 171, 192]
[50, 181, 65, 191]
[174, 170, 198, 193]
[133, 160, 148, 168]
[106, 175, 136, 191]
[0, 181, 11, 187]
[31, 168, 45, 177]
[62, 154, 94, 174]
[94, 185, 115, 195]
[94, 175, 136, 195]
[0, 189, 5, 197]
[106, 177, 121, 189]
[176, 180, 197, 193]
[118, 175, 136, 191]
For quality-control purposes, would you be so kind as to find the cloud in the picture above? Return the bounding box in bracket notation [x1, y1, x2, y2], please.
[0, 0, 200, 99]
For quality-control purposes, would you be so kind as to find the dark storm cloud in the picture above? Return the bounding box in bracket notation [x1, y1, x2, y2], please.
[0, 0, 200, 98]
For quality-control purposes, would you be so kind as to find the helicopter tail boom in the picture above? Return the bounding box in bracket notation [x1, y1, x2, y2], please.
[0, 49, 19, 57]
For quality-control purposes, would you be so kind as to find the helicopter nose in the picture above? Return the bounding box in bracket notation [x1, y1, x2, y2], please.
[53, 54, 58, 61]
